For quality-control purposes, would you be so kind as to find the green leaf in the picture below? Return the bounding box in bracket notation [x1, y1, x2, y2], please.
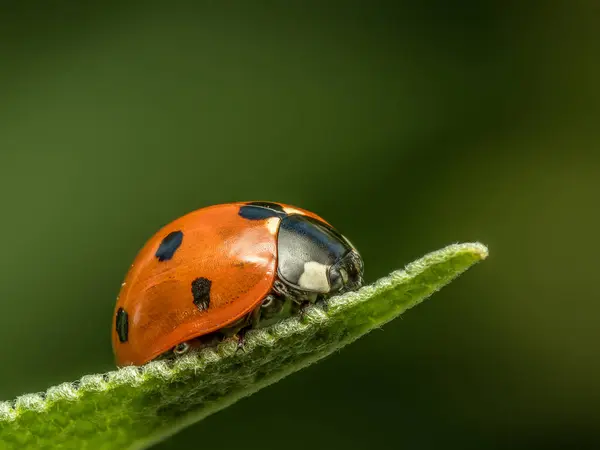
[0, 242, 488, 450]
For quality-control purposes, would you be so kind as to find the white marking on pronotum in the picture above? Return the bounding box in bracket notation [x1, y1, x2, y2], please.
[298, 261, 330, 292]
[265, 217, 280, 235]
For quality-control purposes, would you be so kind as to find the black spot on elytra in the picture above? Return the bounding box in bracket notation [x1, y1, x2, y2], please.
[239, 202, 286, 220]
[116, 307, 129, 343]
[191, 277, 212, 311]
[155, 230, 184, 262]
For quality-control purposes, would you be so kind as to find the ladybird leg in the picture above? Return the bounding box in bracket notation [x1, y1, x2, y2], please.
[315, 294, 329, 313]
[237, 305, 264, 351]
[173, 342, 191, 356]
[295, 292, 331, 320]
[257, 294, 292, 329]
[216, 313, 252, 351]
[293, 300, 313, 321]
[235, 325, 252, 352]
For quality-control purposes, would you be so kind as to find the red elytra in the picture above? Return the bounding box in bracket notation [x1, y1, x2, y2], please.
[112, 201, 330, 366]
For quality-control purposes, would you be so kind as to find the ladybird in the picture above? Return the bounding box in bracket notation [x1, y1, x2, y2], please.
[112, 201, 363, 366]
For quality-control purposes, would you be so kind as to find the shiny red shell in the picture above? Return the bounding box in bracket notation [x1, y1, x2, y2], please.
[112, 202, 326, 366]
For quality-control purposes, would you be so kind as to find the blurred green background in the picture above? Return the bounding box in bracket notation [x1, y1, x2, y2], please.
[1, 1, 599, 449]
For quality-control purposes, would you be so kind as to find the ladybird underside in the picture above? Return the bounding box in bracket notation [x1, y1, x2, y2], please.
[158, 280, 321, 359]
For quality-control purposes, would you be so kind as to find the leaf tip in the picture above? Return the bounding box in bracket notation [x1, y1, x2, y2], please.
[466, 241, 489, 260]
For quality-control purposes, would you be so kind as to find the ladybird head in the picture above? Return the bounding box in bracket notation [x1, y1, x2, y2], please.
[327, 248, 364, 293]
[276, 214, 363, 296]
